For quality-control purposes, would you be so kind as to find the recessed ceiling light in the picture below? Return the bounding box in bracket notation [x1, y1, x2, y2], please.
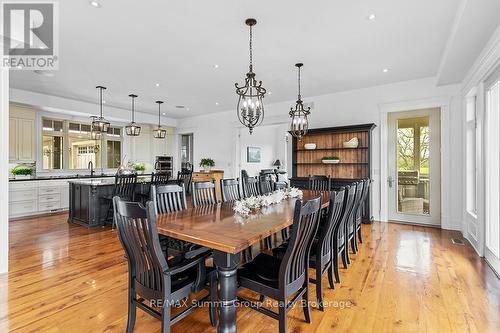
[383, 68, 390, 73]
[89, 1, 102, 8]
[155, 83, 160, 87]
[213, 64, 219, 69]
[102, 100, 106, 104]
[162, 112, 166, 116]
[267, 91, 272, 95]
[186, 107, 190, 111]
[215, 102, 219, 106]
[367, 14, 376, 20]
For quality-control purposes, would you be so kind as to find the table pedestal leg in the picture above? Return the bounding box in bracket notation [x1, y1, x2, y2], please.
[213, 251, 240, 333]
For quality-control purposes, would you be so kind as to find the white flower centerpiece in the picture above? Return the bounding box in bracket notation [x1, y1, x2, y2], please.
[233, 187, 303, 217]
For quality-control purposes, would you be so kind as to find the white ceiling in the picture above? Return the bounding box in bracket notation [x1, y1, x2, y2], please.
[8, 0, 497, 118]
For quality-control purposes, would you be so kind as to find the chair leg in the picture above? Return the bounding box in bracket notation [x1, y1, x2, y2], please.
[125, 290, 136, 333]
[315, 267, 325, 311]
[342, 249, 349, 268]
[265, 236, 272, 249]
[161, 301, 171, 333]
[357, 225, 363, 243]
[301, 288, 312, 323]
[279, 306, 288, 333]
[327, 264, 335, 289]
[333, 254, 341, 283]
[209, 274, 218, 327]
[351, 234, 358, 254]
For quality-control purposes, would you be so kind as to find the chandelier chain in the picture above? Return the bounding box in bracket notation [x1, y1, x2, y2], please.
[298, 66, 301, 100]
[249, 25, 253, 71]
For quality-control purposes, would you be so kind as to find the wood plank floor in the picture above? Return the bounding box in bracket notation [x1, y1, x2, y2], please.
[1, 213, 499, 333]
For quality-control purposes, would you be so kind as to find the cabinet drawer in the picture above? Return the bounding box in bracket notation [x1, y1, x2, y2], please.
[9, 189, 38, 202]
[38, 186, 61, 195]
[39, 201, 61, 212]
[10, 200, 38, 216]
[9, 181, 37, 190]
[39, 193, 60, 203]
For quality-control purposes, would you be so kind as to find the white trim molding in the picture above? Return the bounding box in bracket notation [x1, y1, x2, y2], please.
[378, 96, 456, 230]
[0, 67, 9, 274]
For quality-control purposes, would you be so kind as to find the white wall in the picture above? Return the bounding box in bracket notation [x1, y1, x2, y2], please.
[178, 77, 462, 225]
[1, 68, 9, 274]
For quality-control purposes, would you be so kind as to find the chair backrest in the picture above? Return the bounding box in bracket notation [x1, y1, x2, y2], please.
[220, 178, 241, 202]
[334, 184, 356, 243]
[308, 175, 331, 191]
[192, 181, 218, 207]
[279, 196, 322, 294]
[177, 169, 193, 192]
[242, 176, 261, 198]
[113, 174, 137, 200]
[151, 171, 170, 186]
[113, 197, 168, 299]
[151, 183, 187, 214]
[316, 188, 346, 260]
[358, 179, 371, 217]
[349, 181, 364, 225]
[259, 174, 274, 195]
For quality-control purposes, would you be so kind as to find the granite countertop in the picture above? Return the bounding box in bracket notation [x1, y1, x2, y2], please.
[9, 173, 153, 182]
[67, 176, 152, 186]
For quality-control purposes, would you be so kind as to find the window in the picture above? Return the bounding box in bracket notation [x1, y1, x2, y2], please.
[465, 96, 478, 215]
[41, 118, 122, 171]
[180, 133, 193, 169]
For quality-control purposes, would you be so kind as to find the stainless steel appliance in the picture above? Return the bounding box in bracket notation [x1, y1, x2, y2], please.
[155, 156, 173, 177]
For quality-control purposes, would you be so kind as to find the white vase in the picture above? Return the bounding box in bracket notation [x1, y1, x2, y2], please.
[203, 166, 211, 172]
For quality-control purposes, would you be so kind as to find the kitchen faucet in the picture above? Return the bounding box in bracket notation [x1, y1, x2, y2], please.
[88, 161, 94, 177]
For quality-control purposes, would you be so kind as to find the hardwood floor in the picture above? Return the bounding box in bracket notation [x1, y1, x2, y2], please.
[1, 213, 499, 332]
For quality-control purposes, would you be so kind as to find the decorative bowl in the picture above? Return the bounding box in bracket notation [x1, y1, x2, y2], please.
[304, 143, 316, 150]
[321, 159, 340, 164]
[343, 137, 359, 148]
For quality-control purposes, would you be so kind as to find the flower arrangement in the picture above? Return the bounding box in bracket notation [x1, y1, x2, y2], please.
[233, 187, 303, 216]
[200, 158, 215, 172]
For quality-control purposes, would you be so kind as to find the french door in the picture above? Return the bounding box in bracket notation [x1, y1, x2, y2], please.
[485, 67, 500, 274]
[387, 108, 441, 226]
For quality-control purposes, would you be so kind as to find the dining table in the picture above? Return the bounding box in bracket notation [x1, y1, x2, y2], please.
[156, 189, 331, 333]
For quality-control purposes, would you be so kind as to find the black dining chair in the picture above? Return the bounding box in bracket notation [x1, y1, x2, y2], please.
[220, 178, 242, 202]
[259, 174, 274, 195]
[308, 175, 331, 191]
[272, 188, 346, 311]
[152, 171, 170, 185]
[112, 196, 217, 333]
[177, 166, 193, 194]
[192, 181, 218, 207]
[332, 185, 356, 281]
[242, 176, 261, 198]
[237, 196, 323, 333]
[151, 184, 211, 261]
[103, 173, 137, 228]
[355, 179, 371, 245]
[347, 181, 364, 255]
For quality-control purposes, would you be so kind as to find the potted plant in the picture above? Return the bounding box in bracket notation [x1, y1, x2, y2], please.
[132, 163, 146, 174]
[12, 165, 33, 179]
[200, 158, 215, 172]
[321, 156, 340, 164]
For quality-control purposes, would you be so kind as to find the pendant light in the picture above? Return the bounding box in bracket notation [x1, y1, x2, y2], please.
[91, 85, 110, 133]
[152, 100, 166, 139]
[89, 125, 102, 140]
[125, 94, 141, 136]
[235, 18, 266, 134]
[289, 63, 310, 141]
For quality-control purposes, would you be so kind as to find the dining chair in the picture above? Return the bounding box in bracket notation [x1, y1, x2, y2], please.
[242, 176, 261, 198]
[347, 181, 364, 255]
[112, 196, 217, 333]
[177, 165, 193, 194]
[103, 173, 137, 228]
[272, 188, 346, 311]
[259, 174, 274, 195]
[308, 175, 331, 191]
[151, 184, 210, 260]
[151, 171, 170, 185]
[332, 184, 356, 282]
[237, 196, 322, 333]
[356, 179, 371, 245]
[220, 178, 242, 202]
[192, 181, 218, 207]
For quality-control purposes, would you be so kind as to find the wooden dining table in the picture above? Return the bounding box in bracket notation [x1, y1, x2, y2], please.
[156, 190, 331, 333]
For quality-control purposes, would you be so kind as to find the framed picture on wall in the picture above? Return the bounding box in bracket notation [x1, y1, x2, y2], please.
[247, 147, 261, 163]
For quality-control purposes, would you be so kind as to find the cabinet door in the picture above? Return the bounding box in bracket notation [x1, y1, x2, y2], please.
[9, 118, 18, 161]
[18, 118, 35, 161]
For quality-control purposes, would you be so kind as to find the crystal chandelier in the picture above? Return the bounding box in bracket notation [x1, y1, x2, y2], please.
[289, 63, 310, 140]
[235, 18, 266, 134]
[152, 100, 166, 139]
[91, 85, 110, 133]
[125, 94, 141, 136]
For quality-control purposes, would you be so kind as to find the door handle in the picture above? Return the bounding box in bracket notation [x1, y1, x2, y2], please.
[387, 176, 394, 188]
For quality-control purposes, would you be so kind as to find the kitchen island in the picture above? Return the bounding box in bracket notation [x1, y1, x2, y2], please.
[68, 176, 151, 228]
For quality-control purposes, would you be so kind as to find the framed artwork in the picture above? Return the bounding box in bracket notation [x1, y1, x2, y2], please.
[247, 147, 261, 163]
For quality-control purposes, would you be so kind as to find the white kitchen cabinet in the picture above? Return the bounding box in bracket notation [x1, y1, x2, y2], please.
[9, 105, 36, 162]
[9, 182, 38, 218]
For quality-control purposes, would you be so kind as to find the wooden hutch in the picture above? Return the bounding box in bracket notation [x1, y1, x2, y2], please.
[289, 123, 376, 223]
